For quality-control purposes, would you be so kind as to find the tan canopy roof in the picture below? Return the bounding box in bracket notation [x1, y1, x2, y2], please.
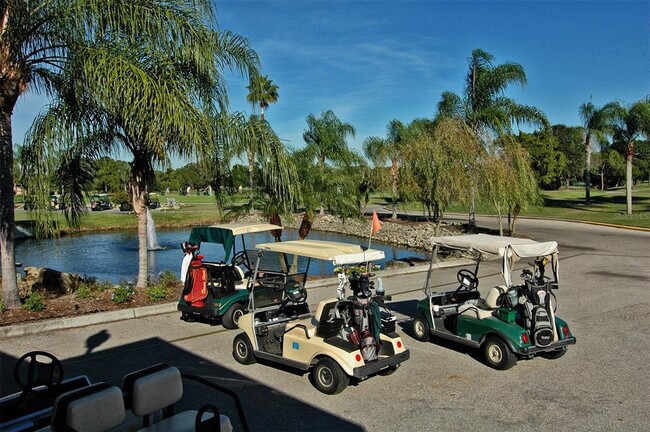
[205, 223, 282, 236]
[255, 240, 384, 264]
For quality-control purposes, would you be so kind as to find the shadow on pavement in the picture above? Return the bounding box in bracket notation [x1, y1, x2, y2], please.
[1, 337, 363, 432]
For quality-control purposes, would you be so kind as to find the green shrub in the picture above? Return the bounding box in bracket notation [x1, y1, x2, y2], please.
[75, 283, 93, 300]
[95, 281, 113, 292]
[24, 292, 45, 312]
[158, 270, 178, 286]
[145, 284, 169, 301]
[112, 282, 134, 304]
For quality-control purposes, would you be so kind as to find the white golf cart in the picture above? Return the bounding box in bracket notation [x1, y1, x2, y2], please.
[232, 240, 410, 394]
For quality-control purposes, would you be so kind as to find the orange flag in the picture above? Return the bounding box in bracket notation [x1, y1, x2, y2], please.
[371, 210, 382, 235]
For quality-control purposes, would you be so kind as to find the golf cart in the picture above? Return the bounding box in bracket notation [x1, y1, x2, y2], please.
[412, 234, 576, 370]
[0, 351, 248, 432]
[177, 222, 282, 328]
[90, 193, 112, 211]
[232, 240, 410, 395]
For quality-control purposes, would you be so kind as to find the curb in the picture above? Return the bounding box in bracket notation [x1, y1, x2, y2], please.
[0, 259, 472, 339]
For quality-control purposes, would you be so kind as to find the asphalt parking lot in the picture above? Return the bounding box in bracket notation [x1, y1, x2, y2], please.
[1, 220, 649, 431]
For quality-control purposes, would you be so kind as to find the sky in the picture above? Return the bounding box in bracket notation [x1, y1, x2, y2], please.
[10, 0, 650, 167]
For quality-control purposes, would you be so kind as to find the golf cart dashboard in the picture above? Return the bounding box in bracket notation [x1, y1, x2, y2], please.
[253, 303, 311, 325]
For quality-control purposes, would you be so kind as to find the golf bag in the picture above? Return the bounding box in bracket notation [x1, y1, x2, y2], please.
[522, 284, 554, 347]
[183, 255, 208, 307]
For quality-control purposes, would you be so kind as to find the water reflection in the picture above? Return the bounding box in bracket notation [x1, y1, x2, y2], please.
[15, 228, 426, 283]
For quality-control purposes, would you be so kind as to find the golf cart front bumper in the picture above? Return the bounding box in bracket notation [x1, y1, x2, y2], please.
[518, 336, 576, 355]
[351, 350, 410, 378]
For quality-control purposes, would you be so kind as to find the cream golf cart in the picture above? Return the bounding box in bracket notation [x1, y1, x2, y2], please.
[232, 240, 410, 394]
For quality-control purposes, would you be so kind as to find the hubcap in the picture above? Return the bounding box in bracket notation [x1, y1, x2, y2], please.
[233, 309, 243, 324]
[415, 320, 424, 336]
[488, 344, 503, 363]
[236, 341, 247, 358]
[319, 367, 333, 387]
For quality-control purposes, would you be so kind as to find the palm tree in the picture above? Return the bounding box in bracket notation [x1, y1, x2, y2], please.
[579, 102, 610, 205]
[246, 75, 279, 122]
[435, 48, 548, 226]
[363, 119, 411, 220]
[603, 98, 650, 214]
[298, 110, 357, 238]
[12, 1, 260, 300]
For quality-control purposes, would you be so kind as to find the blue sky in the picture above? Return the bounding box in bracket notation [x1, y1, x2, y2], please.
[11, 0, 649, 167]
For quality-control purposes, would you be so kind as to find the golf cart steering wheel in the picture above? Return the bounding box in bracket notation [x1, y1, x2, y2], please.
[232, 251, 251, 273]
[456, 269, 479, 290]
[14, 351, 64, 393]
[284, 280, 308, 304]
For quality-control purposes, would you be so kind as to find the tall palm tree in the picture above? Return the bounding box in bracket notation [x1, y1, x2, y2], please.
[603, 98, 650, 214]
[578, 102, 609, 205]
[11, 0, 260, 300]
[435, 48, 548, 226]
[246, 75, 279, 122]
[363, 119, 411, 220]
[298, 110, 357, 238]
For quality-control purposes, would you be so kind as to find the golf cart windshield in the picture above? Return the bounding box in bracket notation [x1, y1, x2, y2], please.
[188, 223, 281, 261]
[431, 234, 559, 287]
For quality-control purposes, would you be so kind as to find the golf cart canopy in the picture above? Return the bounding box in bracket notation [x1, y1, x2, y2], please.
[188, 223, 282, 260]
[255, 240, 385, 264]
[431, 234, 559, 287]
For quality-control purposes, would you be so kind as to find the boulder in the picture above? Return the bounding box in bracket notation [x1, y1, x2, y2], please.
[22, 267, 83, 297]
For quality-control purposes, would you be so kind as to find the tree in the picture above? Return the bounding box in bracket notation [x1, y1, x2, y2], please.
[363, 119, 411, 220]
[603, 98, 650, 214]
[14, 1, 260, 299]
[435, 48, 548, 224]
[553, 125, 584, 189]
[91, 157, 131, 193]
[246, 75, 279, 122]
[518, 131, 566, 190]
[298, 110, 358, 239]
[578, 102, 610, 205]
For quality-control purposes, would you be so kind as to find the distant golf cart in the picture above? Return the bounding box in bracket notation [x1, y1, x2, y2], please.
[118, 193, 161, 212]
[90, 193, 113, 211]
[232, 240, 410, 395]
[177, 223, 282, 328]
[412, 234, 576, 370]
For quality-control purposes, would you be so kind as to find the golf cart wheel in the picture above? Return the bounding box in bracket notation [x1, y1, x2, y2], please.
[311, 358, 349, 395]
[540, 348, 567, 360]
[482, 337, 517, 370]
[378, 365, 399, 376]
[233, 333, 256, 365]
[222, 303, 245, 329]
[412, 314, 431, 342]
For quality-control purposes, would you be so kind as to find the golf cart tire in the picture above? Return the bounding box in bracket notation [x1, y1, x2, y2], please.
[222, 303, 245, 329]
[311, 357, 349, 395]
[233, 333, 256, 365]
[540, 348, 567, 360]
[482, 337, 517, 370]
[412, 314, 431, 342]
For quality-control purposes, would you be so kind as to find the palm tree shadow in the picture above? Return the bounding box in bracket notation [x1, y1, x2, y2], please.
[85, 329, 110, 355]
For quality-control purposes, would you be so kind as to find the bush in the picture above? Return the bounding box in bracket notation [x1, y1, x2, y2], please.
[75, 283, 93, 300]
[112, 282, 134, 304]
[145, 284, 169, 301]
[24, 292, 45, 312]
[158, 270, 178, 287]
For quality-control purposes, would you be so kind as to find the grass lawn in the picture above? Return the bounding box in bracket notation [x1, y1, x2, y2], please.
[374, 184, 650, 229]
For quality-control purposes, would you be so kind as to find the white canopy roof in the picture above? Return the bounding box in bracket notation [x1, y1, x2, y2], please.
[207, 222, 282, 236]
[431, 234, 559, 286]
[255, 240, 384, 264]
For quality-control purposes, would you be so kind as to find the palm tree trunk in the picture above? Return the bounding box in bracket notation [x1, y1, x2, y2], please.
[0, 108, 21, 308]
[584, 133, 592, 205]
[247, 149, 254, 211]
[129, 160, 150, 290]
[626, 140, 634, 215]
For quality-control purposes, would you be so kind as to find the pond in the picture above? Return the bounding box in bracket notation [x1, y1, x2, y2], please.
[15, 228, 428, 283]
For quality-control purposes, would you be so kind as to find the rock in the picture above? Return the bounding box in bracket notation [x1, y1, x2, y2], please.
[22, 267, 84, 297]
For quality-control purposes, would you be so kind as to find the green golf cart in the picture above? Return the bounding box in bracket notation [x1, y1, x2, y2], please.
[177, 222, 282, 329]
[412, 234, 576, 370]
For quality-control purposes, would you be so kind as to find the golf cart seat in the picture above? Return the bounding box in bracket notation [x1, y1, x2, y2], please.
[457, 286, 506, 319]
[46, 382, 126, 431]
[122, 364, 232, 432]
